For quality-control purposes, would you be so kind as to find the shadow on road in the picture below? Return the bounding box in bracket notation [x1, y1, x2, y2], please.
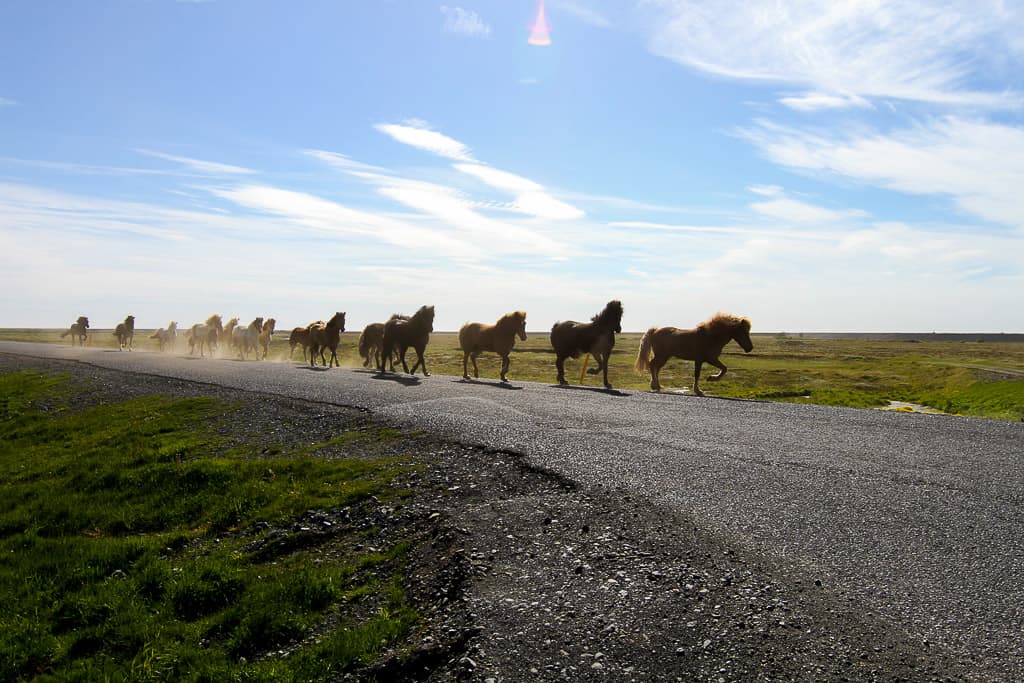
[455, 378, 524, 391]
[551, 384, 631, 397]
[371, 372, 422, 386]
[295, 365, 332, 373]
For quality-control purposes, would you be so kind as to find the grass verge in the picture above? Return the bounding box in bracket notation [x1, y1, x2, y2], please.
[0, 370, 420, 681]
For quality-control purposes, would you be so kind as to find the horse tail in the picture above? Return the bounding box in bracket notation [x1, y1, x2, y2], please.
[357, 330, 369, 361]
[634, 327, 657, 373]
[149, 330, 160, 339]
[60, 328, 70, 338]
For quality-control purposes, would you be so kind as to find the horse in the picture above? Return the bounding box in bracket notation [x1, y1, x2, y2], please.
[288, 324, 316, 361]
[219, 317, 240, 356]
[232, 317, 263, 360]
[149, 321, 178, 352]
[635, 313, 753, 396]
[258, 318, 276, 360]
[308, 311, 346, 367]
[459, 311, 527, 382]
[113, 315, 135, 351]
[187, 314, 223, 358]
[550, 300, 623, 389]
[380, 305, 434, 376]
[60, 316, 89, 346]
[359, 315, 407, 370]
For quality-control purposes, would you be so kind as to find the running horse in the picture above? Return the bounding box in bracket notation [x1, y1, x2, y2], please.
[380, 305, 434, 376]
[359, 315, 406, 370]
[307, 311, 346, 368]
[149, 321, 178, 352]
[60, 316, 90, 346]
[258, 318, 276, 360]
[635, 312, 753, 395]
[113, 315, 135, 351]
[187, 314, 223, 358]
[458, 310, 527, 382]
[232, 317, 264, 360]
[288, 324, 315, 361]
[550, 300, 623, 389]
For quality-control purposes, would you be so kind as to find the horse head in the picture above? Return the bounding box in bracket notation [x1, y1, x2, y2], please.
[414, 305, 435, 332]
[78, 316, 90, 328]
[734, 318, 754, 353]
[327, 311, 346, 331]
[593, 300, 623, 334]
[515, 311, 527, 341]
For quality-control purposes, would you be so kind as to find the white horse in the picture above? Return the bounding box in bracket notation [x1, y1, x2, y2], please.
[258, 318, 276, 360]
[188, 314, 223, 357]
[149, 321, 178, 352]
[232, 317, 263, 360]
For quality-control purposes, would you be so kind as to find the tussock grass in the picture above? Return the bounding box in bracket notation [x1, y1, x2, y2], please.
[0, 370, 418, 681]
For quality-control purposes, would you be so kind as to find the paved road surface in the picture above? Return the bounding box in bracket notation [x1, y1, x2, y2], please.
[3, 341, 1022, 679]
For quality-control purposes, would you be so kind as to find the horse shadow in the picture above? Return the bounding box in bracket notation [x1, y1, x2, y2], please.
[371, 372, 422, 387]
[455, 378, 524, 391]
[551, 384, 631, 398]
[296, 365, 332, 372]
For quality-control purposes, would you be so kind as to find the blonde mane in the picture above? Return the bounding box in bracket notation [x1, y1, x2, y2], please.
[699, 312, 751, 335]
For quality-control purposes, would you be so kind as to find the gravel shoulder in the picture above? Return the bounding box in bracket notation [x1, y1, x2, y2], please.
[1, 352, 982, 681]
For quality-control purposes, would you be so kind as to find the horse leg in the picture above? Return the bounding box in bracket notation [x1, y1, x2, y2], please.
[462, 351, 471, 380]
[650, 355, 666, 392]
[471, 351, 480, 379]
[706, 359, 728, 382]
[399, 346, 411, 374]
[555, 354, 568, 385]
[418, 345, 430, 376]
[330, 345, 339, 367]
[693, 360, 705, 396]
[600, 353, 613, 390]
[499, 353, 510, 382]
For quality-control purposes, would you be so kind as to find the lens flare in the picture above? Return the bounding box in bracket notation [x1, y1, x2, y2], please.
[528, 0, 551, 46]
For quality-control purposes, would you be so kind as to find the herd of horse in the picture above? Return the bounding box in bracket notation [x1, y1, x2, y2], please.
[59, 302, 754, 394]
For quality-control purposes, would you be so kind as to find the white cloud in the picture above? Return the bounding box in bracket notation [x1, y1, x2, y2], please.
[454, 163, 585, 220]
[302, 149, 387, 173]
[552, 1, 611, 28]
[742, 117, 1024, 229]
[644, 0, 1024, 108]
[440, 6, 492, 37]
[778, 92, 871, 112]
[750, 197, 867, 224]
[0, 97, 18, 107]
[211, 184, 480, 260]
[135, 148, 257, 175]
[375, 121, 475, 161]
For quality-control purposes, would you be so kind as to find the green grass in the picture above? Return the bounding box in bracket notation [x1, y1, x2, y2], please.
[0, 370, 420, 682]
[7, 328, 1024, 420]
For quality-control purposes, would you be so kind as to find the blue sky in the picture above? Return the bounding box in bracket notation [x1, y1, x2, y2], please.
[2, 0, 1023, 332]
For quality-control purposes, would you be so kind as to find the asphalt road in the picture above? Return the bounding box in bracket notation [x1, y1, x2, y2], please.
[4, 341, 1023, 679]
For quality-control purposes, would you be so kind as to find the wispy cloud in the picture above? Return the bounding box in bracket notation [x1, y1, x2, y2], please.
[644, 0, 1024, 109]
[453, 163, 584, 220]
[135, 148, 257, 175]
[741, 117, 1024, 229]
[1, 156, 201, 177]
[440, 6, 492, 37]
[0, 97, 18, 107]
[750, 197, 868, 224]
[374, 121, 475, 161]
[552, 1, 611, 28]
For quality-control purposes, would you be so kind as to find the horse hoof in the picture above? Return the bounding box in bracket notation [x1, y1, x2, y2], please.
[462, 375, 471, 380]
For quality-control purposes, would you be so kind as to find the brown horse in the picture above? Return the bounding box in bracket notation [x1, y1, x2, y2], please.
[113, 315, 135, 351]
[635, 313, 753, 395]
[380, 305, 434, 376]
[288, 324, 316, 361]
[308, 311, 346, 367]
[258, 318, 276, 360]
[149, 321, 178, 352]
[60, 316, 89, 346]
[188, 314, 223, 357]
[359, 315, 408, 370]
[550, 300, 623, 389]
[459, 311, 527, 382]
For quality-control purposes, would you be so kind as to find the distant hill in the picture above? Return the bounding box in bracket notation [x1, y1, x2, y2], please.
[766, 332, 1024, 343]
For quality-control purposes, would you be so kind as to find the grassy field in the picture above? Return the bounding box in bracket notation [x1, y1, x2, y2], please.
[4, 328, 1024, 421]
[0, 370, 423, 681]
